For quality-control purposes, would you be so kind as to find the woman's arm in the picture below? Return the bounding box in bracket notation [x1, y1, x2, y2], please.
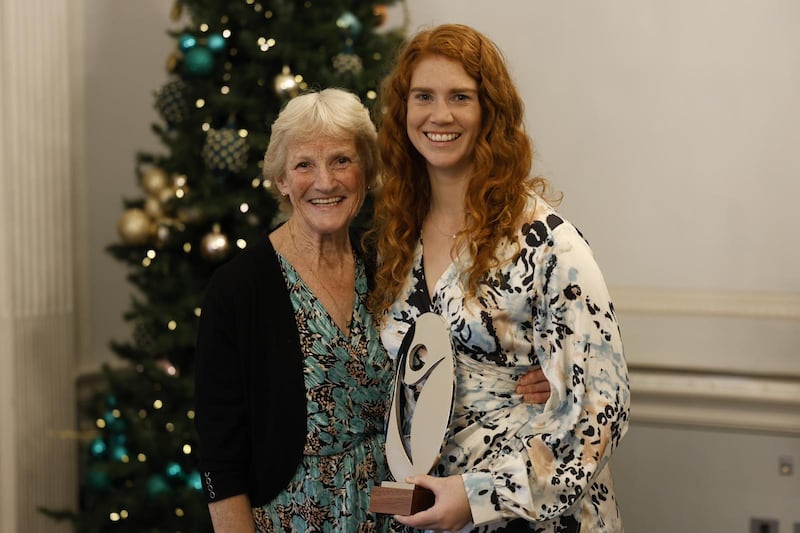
[208, 494, 256, 533]
[417, 226, 630, 528]
[465, 226, 630, 525]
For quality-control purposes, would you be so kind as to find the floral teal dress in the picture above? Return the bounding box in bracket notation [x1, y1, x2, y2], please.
[252, 253, 392, 532]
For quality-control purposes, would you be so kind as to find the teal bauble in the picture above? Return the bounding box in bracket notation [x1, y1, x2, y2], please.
[110, 417, 127, 434]
[178, 32, 197, 52]
[89, 437, 107, 458]
[85, 468, 111, 492]
[102, 410, 116, 425]
[186, 470, 203, 491]
[147, 475, 170, 497]
[110, 443, 128, 461]
[207, 33, 227, 53]
[336, 11, 362, 38]
[165, 461, 184, 481]
[183, 47, 214, 77]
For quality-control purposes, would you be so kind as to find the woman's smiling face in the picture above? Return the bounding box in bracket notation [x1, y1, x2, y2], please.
[406, 54, 481, 179]
[278, 135, 365, 238]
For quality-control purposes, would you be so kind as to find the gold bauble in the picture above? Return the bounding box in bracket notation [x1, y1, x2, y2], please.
[170, 1, 182, 21]
[144, 196, 164, 219]
[200, 224, 230, 261]
[158, 186, 178, 208]
[117, 208, 152, 246]
[166, 51, 181, 73]
[141, 167, 170, 195]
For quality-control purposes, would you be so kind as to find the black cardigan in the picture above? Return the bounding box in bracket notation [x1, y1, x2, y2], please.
[194, 236, 307, 506]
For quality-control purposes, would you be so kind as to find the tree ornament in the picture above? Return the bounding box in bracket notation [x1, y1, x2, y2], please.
[109, 417, 127, 434]
[186, 470, 203, 491]
[202, 128, 248, 174]
[85, 468, 111, 493]
[183, 47, 214, 77]
[336, 11, 362, 39]
[155, 79, 190, 125]
[200, 224, 230, 262]
[89, 437, 108, 458]
[116, 208, 152, 246]
[166, 50, 181, 73]
[273, 65, 300, 98]
[177, 205, 205, 224]
[144, 196, 164, 219]
[158, 185, 178, 207]
[155, 357, 179, 377]
[333, 52, 364, 75]
[132, 322, 155, 352]
[165, 461, 184, 481]
[373, 5, 388, 26]
[177, 33, 197, 53]
[206, 33, 227, 54]
[110, 443, 128, 462]
[169, 0, 182, 21]
[102, 410, 117, 426]
[141, 167, 170, 195]
[147, 474, 170, 497]
[153, 221, 172, 248]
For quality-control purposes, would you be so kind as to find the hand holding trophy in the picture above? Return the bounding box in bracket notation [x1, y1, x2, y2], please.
[369, 312, 456, 515]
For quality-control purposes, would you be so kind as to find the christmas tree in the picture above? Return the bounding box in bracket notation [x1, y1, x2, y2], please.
[47, 1, 404, 531]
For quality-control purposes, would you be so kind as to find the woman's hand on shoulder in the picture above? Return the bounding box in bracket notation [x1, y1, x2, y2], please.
[393, 474, 472, 532]
[516, 366, 551, 404]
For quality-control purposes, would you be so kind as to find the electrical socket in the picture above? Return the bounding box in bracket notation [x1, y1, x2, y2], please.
[750, 518, 778, 533]
[779, 455, 794, 476]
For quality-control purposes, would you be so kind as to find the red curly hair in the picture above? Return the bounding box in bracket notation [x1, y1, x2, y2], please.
[369, 24, 554, 315]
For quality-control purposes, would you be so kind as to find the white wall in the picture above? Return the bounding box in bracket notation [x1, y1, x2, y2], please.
[393, 2, 800, 530]
[83, 1, 800, 531]
[82, 0, 174, 372]
[403, 0, 800, 293]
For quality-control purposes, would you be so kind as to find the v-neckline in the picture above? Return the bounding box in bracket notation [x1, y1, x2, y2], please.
[418, 237, 456, 312]
[279, 253, 357, 340]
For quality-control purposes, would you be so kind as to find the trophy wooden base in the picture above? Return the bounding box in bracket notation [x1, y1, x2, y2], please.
[368, 481, 435, 515]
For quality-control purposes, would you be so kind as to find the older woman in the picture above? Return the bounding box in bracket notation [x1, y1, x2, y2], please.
[372, 24, 630, 532]
[194, 88, 392, 532]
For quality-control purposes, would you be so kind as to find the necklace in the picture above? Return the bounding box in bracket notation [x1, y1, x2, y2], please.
[426, 214, 464, 240]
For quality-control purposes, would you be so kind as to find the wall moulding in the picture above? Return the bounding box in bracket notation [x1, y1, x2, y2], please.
[629, 368, 800, 435]
[610, 286, 800, 321]
[611, 287, 800, 434]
